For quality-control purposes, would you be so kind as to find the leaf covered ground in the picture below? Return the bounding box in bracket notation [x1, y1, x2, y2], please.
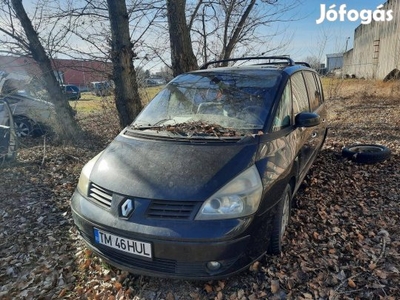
[0, 79, 399, 299]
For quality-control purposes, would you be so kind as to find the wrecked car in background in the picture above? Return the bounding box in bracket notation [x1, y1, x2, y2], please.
[0, 73, 55, 137]
[2, 94, 55, 137]
[71, 56, 327, 279]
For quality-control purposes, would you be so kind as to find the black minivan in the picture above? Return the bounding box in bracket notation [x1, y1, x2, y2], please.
[71, 57, 327, 279]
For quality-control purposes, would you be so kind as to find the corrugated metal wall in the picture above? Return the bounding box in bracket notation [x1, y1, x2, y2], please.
[342, 0, 400, 79]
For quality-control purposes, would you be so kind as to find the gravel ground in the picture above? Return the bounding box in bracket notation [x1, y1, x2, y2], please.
[0, 79, 399, 299]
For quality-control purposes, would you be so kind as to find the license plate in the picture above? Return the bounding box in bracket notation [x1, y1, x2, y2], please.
[93, 228, 152, 259]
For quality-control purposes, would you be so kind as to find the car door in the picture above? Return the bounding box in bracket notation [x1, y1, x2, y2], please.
[291, 71, 315, 177]
[303, 71, 326, 153]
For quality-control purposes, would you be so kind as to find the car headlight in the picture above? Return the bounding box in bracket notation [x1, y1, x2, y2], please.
[77, 152, 103, 196]
[195, 165, 263, 220]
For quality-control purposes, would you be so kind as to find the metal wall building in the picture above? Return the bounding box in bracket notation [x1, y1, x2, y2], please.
[342, 0, 400, 79]
[326, 53, 344, 73]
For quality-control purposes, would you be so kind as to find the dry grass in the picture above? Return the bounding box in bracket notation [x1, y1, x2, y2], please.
[322, 78, 400, 156]
[68, 93, 111, 114]
[322, 77, 400, 100]
[70, 86, 163, 115]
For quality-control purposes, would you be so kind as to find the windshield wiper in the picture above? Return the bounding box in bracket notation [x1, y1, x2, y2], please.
[129, 125, 160, 130]
[152, 118, 176, 126]
[128, 120, 250, 140]
[131, 118, 176, 130]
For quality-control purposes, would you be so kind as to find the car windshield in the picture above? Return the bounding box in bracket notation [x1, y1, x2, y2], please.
[131, 69, 281, 138]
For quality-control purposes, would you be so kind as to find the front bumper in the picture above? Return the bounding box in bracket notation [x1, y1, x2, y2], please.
[71, 191, 260, 279]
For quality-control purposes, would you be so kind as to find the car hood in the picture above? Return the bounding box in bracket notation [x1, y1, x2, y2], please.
[90, 134, 258, 201]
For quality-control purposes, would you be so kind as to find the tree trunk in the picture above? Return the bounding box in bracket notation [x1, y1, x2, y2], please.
[11, 0, 81, 143]
[107, 0, 142, 128]
[166, 0, 198, 77]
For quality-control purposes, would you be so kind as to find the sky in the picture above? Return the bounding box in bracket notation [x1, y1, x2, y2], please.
[285, 0, 389, 63]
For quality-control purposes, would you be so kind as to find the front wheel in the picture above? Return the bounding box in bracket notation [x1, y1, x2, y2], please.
[14, 117, 33, 137]
[268, 184, 292, 255]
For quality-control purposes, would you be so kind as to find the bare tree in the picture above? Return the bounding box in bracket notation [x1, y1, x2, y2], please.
[106, 0, 143, 127]
[45, 0, 168, 126]
[1, 0, 81, 142]
[166, 0, 198, 77]
[195, 0, 301, 65]
[304, 56, 322, 70]
[162, 0, 301, 74]
[219, 0, 257, 63]
[303, 28, 329, 70]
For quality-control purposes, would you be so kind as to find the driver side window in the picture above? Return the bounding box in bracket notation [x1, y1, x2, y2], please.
[272, 83, 292, 132]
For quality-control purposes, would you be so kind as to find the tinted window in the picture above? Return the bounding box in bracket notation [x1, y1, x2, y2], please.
[272, 82, 292, 132]
[291, 72, 309, 115]
[303, 72, 322, 111]
[314, 73, 324, 104]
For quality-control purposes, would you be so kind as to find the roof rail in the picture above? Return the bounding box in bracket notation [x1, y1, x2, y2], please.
[200, 56, 295, 69]
[295, 61, 311, 68]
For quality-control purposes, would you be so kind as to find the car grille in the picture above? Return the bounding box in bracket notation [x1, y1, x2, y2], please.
[147, 200, 200, 220]
[89, 183, 112, 208]
[102, 247, 179, 273]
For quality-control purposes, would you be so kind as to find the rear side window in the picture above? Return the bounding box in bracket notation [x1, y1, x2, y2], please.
[303, 72, 322, 111]
[291, 72, 310, 115]
[314, 73, 324, 101]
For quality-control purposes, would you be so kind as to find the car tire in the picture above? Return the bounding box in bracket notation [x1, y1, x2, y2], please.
[14, 117, 33, 137]
[32, 125, 46, 137]
[268, 184, 292, 255]
[342, 144, 391, 164]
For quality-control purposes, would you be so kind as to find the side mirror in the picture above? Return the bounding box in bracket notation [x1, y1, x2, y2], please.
[295, 112, 320, 128]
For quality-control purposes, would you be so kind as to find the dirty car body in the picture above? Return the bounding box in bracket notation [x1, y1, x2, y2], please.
[0, 74, 55, 137]
[71, 57, 327, 279]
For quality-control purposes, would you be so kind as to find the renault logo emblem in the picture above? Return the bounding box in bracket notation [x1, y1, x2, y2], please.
[121, 199, 134, 217]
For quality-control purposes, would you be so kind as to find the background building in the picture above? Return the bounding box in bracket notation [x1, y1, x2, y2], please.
[0, 56, 112, 91]
[326, 53, 344, 74]
[342, 0, 400, 80]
